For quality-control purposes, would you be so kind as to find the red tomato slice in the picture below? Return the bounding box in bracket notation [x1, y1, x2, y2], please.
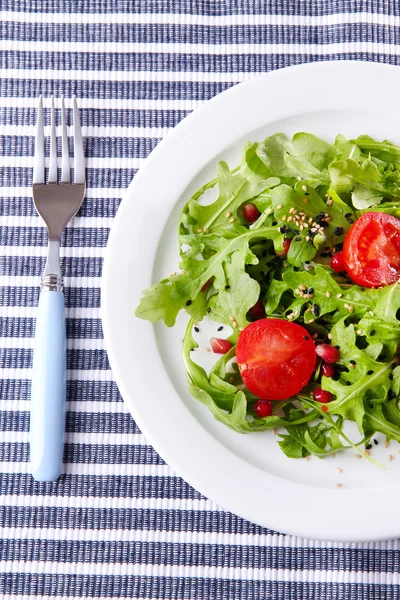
[343, 212, 400, 288]
[236, 319, 316, 400]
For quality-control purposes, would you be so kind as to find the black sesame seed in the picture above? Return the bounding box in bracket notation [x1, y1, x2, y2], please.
[194, 326, 200, 333]
[279, 225, 288, 234]
[345, 213, 354, 224]
[350, 360, 356, 365]
[190, 348, 195, 352]
[373, 439, 379, 445]
[186, 300, 192, 306]
[389, 373, 394, 380]
[346, 381, 351, 386]
[334, 227, 344, 236]
[225, 285, 230, 290]
[272, 221, 277, 226]
[335, 345, 340, 350]
[305, 192, 310, 196]
[295, 236, 301, 242]
[388, 390, 396, 400]
[312, 304, 320, 317]
[304, 261, 310, 264]
[366, 370, 374, 375]
[369, 329, 376, 336]
[207, 307, 211, 313]
[217, 326, 224, 331]
[365, 444, 372, 450]
[308, 287, 314, 294]
[304, 336, 310, 340]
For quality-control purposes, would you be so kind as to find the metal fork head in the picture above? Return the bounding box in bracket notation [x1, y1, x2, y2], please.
[33, 96, 86, 241]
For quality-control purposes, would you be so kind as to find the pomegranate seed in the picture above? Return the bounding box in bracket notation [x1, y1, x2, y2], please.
[242, 202, 260, 223]
[249, 299, 265, 320]
[254, 399, 273, 418]
[321, 362, 335, 378]
[315, 343, 340, 364]
[276, 237, 291, 257]
[330, 251, 345, 273]
[210, 337, 233, 354]
[201, 278, 212, 292]
[321, 404, 329, 413]
[312, 387, 333, 403]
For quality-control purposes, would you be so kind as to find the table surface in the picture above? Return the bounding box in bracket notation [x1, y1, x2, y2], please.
[1, 2, 400, 599]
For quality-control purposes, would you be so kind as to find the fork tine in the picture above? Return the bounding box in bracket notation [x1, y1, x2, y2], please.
[48, 96, 57, 183]
[60, 96, 70, 183]
[33, 95, 44, 184]
[72, 96, 85, 184]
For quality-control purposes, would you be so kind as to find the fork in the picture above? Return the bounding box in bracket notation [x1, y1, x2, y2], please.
[30, 96, 85, 481]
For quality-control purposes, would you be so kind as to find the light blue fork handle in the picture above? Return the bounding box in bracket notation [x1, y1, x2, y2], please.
[30, 291, 66, 481]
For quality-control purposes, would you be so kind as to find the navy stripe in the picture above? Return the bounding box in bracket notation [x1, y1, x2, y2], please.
[0, 227, 110, 248]
[0, 443, 165, 465]
[1, 256, 103, 277]
[1, 538, 400, 571]
[0, 286, 101, 308]
[0, 411, 140, 435]
[0, 198, 121, 219]
[1, 0, 400, 16]
[0, 105, 189, 128]
[0, 505, 269, 534]
[0, 135, 160, 160]
[0, 380, 123, 402]
[0, 167, 137, 189]
[0, 474, 203, 500]
[1, 52, 400, 80]
[0, 317, 103, 339]
[2, 22, 400, 45]
[0, 348, 110, 370]
[0, 79, 233, 100]
[0, 576, 399, 600]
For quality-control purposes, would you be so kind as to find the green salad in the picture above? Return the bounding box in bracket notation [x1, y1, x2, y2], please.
[136, 132, 400, 463]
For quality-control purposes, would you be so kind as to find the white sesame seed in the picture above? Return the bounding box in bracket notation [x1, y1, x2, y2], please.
[226, 212, 231, 218]
[229, 316, 234, 321]
[277, 204, 282, 209]
[196, 228, 203, 233]
[348, 306, 354, 313]
[355, 454, 362, 459]
[287, 216, 293, 222]
[205, 347, 211, 352]
[310, 227, 317, 233]
[229, 217, 235, 223]
[312, 333, 318, 339]
[336, 483, 342, 488]
[272, 428, 277, 435]
[308, 217, 313, 223]
[326, 199, 333, 206]
[300, 225, 304, 231]
[326, 291, 331, 298]
[306, 235, 310, 242]
[389, 454, 393, 462]
[344, 303, 350, 309]
[328, 333, 333, 340]
[302, 185, 308, 192]
[384, 440, 390, 448]
[336, 467, 342, 473]
[232, 320, 237, 328]
[303, 198, 308, 203]
[282, 215, 287, 221]
[336, 293, 343, 298]
[289, 207, 294, 214]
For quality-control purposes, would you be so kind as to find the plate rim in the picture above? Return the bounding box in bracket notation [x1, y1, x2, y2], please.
[102, 60, 400, 542]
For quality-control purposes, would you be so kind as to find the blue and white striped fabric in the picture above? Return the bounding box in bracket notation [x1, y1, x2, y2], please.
[1, 2, 400, 598]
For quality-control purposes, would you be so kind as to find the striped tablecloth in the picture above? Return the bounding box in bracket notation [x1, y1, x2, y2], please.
[1, 2, 400, 599]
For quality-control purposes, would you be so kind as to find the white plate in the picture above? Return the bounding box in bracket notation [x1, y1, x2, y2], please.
[102, 61, 400, 542]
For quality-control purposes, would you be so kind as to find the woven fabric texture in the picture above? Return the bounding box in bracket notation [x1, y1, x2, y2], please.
[1, 1, 400, 599]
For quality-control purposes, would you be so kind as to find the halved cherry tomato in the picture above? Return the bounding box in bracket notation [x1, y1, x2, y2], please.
[236, 319, 316, 400]
[343, 212, 400, 288]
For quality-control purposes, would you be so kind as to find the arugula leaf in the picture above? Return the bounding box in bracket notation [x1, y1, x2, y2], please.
[208, 250, 260, 333]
